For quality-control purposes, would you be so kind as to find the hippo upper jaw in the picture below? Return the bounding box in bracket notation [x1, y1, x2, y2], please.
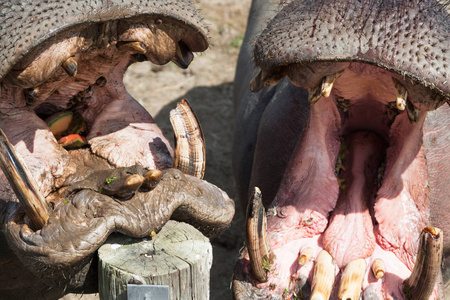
[233, 0, 448, 299]
[0, 1, 235, 297]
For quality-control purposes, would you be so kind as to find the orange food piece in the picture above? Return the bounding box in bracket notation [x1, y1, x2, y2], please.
[58, 134, 87, 149]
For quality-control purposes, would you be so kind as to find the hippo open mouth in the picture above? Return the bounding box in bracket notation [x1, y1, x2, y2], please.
[0, 1, 234, 298]
[233, 0, 448, 299]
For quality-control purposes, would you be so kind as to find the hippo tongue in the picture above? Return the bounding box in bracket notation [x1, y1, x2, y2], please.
[322, 131, 386, 267]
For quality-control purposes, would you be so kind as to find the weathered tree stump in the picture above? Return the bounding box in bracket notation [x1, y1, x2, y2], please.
[98, 220, 212, 300]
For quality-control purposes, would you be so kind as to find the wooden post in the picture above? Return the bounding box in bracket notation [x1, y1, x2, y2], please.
[98, 220, 212, 300]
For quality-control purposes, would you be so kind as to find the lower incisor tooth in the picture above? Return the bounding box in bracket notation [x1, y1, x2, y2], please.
[371, 258, 385, 279]
[298, 247, 314, 266]
[311, 250, 336, 300]
[338, 258, 366, 300]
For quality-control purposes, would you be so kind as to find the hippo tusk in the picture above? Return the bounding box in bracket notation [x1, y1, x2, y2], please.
[170, 98, 206, 179]
[311, 250, 336, 300]
[246, 187, 274, 282]
[172, 41, 194, 69]
[338, 258, 366, 300]
[0, 129, 50, 230]
[403, 226, 443, 300]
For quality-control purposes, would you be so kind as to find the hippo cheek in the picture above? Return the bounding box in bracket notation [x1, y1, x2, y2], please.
[233, 0, 448, 299]
[0, 1, 234, 296]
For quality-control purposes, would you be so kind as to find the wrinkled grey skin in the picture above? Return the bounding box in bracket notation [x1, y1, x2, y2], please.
[0, 1, 235, 299]
[233, 0, 449, 298]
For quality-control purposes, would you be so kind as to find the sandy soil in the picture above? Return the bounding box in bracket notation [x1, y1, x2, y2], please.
[65, 0, 251, 299]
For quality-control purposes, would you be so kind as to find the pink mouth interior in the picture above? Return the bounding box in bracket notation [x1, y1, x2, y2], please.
[245, 63, 431, 298]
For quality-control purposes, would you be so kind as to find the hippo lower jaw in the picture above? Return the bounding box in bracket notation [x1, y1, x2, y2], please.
[233, 61, 447, 299]
[0, 11, 234, 296]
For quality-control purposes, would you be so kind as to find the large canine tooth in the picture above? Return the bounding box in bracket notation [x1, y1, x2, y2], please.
[116, 41, 147, 54]
[311, 250, 336, 300]
[321, 71, 344, 98]
[62, 57, 78, 77]
[338, 259, 366, 300]
[169, 99, 205, 179]
[298, 247, 314, 266]
[0, 129, 50, 230]
[246, 187, 274, 282]
[406, 100, 420, 123]
[403, 227, 443, 300]
[172, 41, 194, 69]
[371, 258, 385, 279]
[392, 78, 407, 111]
[250, 69, 286, 93]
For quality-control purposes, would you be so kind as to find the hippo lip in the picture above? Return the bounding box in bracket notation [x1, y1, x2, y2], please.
[0, 6, 235, 295]
[233, 0, 448, 298]
[251, 0, 450, 103]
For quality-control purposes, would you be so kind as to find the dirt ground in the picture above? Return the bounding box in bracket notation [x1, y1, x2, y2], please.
[65, 0, 251, 299]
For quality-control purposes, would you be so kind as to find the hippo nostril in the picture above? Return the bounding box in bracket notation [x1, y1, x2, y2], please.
[95, 76, 107, 87]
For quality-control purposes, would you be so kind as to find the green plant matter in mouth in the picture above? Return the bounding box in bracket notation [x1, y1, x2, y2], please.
[105, 177, 118, 184]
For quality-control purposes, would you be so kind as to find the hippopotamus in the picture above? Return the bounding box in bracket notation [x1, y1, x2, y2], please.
[0, 1, 234, 299]
[232, 0, 449, 299]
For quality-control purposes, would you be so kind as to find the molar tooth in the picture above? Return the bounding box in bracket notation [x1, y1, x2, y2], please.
[338, 259, 366, 300]
[392, 78, 407, 111]
[403, 227, 443, 300]
[321, 71, 344, 98]
[371, 258, 385, 279]
[62, 57, 78, 77]
[172, 41, 194, 69]
[311, 250, 336, 300]
[169, 99, 205, 179]
[298, 247, 314, 266]
[406, 100, 420, 123]
[250, 69, 286, 93]
[0, 129, 50, 230]
[246, 187, 274, 283]
[116, 41, 147, 54]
